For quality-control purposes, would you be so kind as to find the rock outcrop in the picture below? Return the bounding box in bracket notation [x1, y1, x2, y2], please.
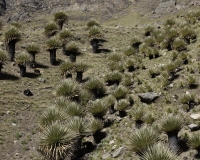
[0, 0, 200, 22]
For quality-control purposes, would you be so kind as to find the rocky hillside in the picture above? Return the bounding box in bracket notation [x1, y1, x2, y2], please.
[0, 0, 200, 22]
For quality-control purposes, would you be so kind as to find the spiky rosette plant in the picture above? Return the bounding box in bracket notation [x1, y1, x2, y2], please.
[160, 114, 183, 152]
[59, 29, 74, 55]
[127, 126, 159, 154]
[59, 61, 74, 78]
[85, 78, 106, 99]
[79, 89, 92, 105]
[163, 18, 176, 27]
[0, 51, 8, 72]
[123, 47, 136, 57]
[44, 22, 59, 37]
[54, 11, 68, 30]
[130, 37, 142, 51]
[89, 100, 108, 119]
[88, 26, 102, 53]
[112, 85, 129, 100]
[130, 107, 145, 129]
[4, 27, 21, 62]
[46, 38, 60, 65]
[65, 101, 86, 117]
[141, 143, 178, 160]
[166, 28, 179, 41]
[172, 38, 187, 51]
[107, 61, 125, 72]
[180, 94, 196, 111]
[89, 119, 104, 144]
[39, 107, 66, 129]
[107, 53, 122, 62]
[125, 59, 136, 72]
[144, 112, 155, 125]
[66, 41, 80, 62]
[180, 26, 196, 44]
[189, 132, 200, 157]
[121, 74, 133, 86]
[116, 99, 130, 117]
[144, 36, 155, 47]
[86, 18, 100, 30]
[187, 75, 198, 89]
[104, 71, 122, 86]
[67, 117, 88, 156]
[103, 95, 116, 114]
[55, 79, 80, 101]
[54, 97, 71, 109]
[38, 123, 77, 160]
[148, 68, 160, 78]
[144, 25, 155, 36]
[74, 62, 89, 83]
[15, 53, 30, 77]
[26, 43, 40, 67]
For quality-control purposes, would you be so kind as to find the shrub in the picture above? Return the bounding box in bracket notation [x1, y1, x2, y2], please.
[189, 132, 200, 156]
[44, 22, 58, 37]
[86, 18, 100, 30]
[54, 11, 68, 30]
[38, 123, 76, 160]
[116, 99, 130, 111]
[88, 26, 102, 40]
[112, 85, 129, 100]
[141, 143, 178, 160]
[55, 79, 80, 99]
[172, 38, 187, 51]
[4, 27, 21, 44]
[15, 53, 30, 66]
[123, 47, 136, 57]
[46, 38, 60, 51]
[127, 126, 159, 153]
[89, 100, 108, 119]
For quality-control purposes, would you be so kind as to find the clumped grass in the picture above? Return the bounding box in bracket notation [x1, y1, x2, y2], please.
[127, 126, 159, 153]
[44, 22, 58, 37]
[112, 85, 129, 100]
[86, 18, 100, 30]
[89, 100, 108, 118]
[141, 143, 178, 160]
[189, 132, 200, 156]
[4, 27, 21, 44]
[15, 53, 30, 66]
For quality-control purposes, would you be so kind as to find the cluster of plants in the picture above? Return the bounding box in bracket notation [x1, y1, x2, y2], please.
[35, 10, 200, 160]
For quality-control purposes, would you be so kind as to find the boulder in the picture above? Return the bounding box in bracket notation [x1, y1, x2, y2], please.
[138, 92, 159, 104]
[190, 113, 200, 120]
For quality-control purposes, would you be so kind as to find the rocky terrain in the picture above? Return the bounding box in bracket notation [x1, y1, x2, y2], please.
[0, 0, 200, 22]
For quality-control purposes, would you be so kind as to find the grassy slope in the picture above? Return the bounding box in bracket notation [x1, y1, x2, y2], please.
[0, 5, 200, 160]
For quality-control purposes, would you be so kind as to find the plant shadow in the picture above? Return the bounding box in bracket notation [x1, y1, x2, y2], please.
[25, 72, 41, 78]
[0, 72, 19, 80]
[96, 48, 111, 54]
[35, 62, 49, 69]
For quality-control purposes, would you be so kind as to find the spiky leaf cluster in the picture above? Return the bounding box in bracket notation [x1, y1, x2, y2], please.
[86, 18, 100, 30]
[15, 53, 30, 66]
[89, 119, 104, 134]
[88, 26, 102, 40]
[66, 41, 79, 53]
[46, 38, 60, 50]
[127, 126, 159, 153]
[74, 62, 89, 73]
[141, 143, 178, 160]
[38, 123, 76, 160]
[116, 99, 130, 111]
[44, 22, 58, 37]
[26, 43, 40, 55]
[54, 11, 68, 23]
[0, 51, 8, 63]
[59, 29, 73, 42]
[89, 100, 108, 118]
[160, 114, 183, 134]
[4, 27, 21, 44]
[112, 85, 129, 100]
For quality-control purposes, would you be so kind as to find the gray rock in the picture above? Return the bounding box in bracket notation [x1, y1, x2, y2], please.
[190, 114, 200, 120]
[138, 92, 159, 104]
[102, 153, 110, 159]
[38, 78, 46, 83]
[188, 124, 199, 131]
[112, 146, 125, 158]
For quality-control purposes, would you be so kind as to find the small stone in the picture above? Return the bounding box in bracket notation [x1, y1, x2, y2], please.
[38, 78, 46, 83]
[102, 153, 110, 159]
[188, 124, 199, 131]
[12, 123, 16, 126]
[6, 111, 10, 114]
[112, 144, 117, 151]
[186, 91, 190, 95]
[109, 140, 115, 145]
[14, 140, 17, 143]
[169, 83, 173, 88]
[190, 113, 200, 120]
[138, 92, 159, 104]
[15, 153, 20, 156]
[112, 146, 125, 158]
